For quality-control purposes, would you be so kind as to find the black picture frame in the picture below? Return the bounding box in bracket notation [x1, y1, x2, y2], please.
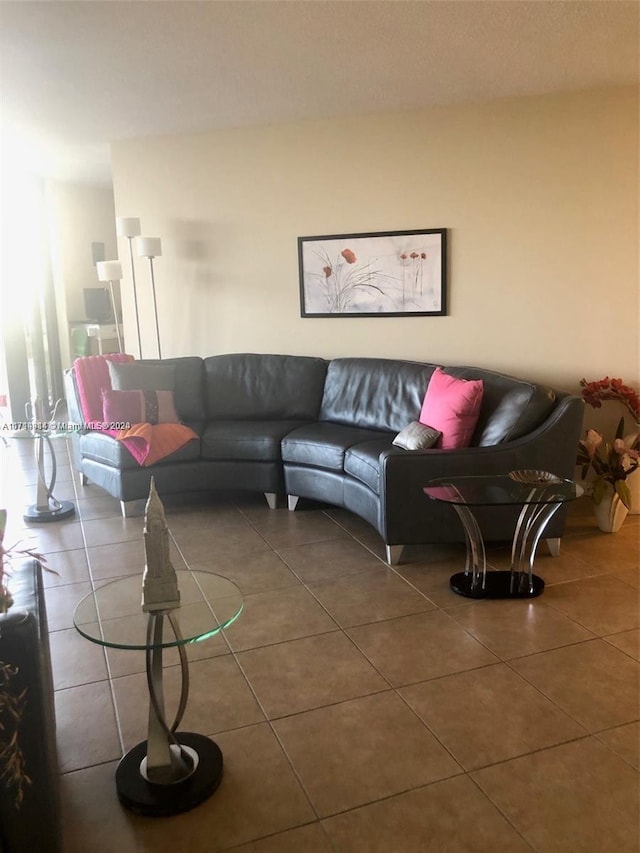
[298, 228, 447, 317]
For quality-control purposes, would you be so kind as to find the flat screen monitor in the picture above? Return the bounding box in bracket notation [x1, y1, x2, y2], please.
[83, 287, 114, 323]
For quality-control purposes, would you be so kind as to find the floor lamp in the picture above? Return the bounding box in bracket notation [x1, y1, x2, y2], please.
[116, 216, 143, 358]
[136, 237, 163, 359]
[96, 261, 124, 352]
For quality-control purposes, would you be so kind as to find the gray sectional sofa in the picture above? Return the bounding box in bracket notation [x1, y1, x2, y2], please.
[65, 353, 584, 563]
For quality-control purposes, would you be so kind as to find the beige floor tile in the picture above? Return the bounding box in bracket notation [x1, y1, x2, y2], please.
[348, 609, 498, 685]
[236, 631, 388, 718]
[596, 721, 640, 770]
[322, 507, 387, 556]
[223, 585, 338, 651]
[393, 550, 471, 608]
[401, 663, 585, 770]
[614, 566, 640, 589]
[177, 526, 272, 564]
[308, 568, 435, 628]
[22, 519, 85, 553]
[188, 550, 301, 596]
[55, 681, 122, 773]
[112, 655, 265, 750]
[485, 542, 603, 585]
[321, 775, 533, 853]
[445, 597, 595, 659]
[225, 822, 334, 852]
[278, 537, 385, 584]
[49, 626, 109, 689]
[274, 691, 461, 817]
[511, 639, 640, 731]
[554, 528, 640, 573]
[542, 575, 639, 635]
[237, 505, 347, 549]
[61, 724, 315, 852]
[472, 737, 640, 853]
[44, 580, 93, 631]
[75, 494, 122, 521]
[604, 628, 640, 661]
[40, 547, 90, 587]
[105, 628, 230, 678]
[87, 538, 147, 580]
[81, 515, 145, 547]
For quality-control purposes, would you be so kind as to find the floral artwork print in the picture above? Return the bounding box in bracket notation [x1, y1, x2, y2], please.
[298, 229, 446, 317]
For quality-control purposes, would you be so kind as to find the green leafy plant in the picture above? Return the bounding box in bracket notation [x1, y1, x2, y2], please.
[577, 417, 639, 509]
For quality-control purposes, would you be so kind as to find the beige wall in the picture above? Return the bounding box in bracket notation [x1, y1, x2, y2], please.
[111, 86, 638, 393]
[47, 182, 117, 367]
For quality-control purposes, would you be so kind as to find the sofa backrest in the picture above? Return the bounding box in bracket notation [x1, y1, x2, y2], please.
[137, 357, 206, 423]
[320, 358, 558, 444]
[320, 358, 435, 433]
[446, 366, 557, 445]
[204, 354, 328, 420]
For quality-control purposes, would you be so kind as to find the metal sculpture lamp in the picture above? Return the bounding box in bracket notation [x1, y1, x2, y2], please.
[95, 260, 124, 352]
[116, 216, 143, 358]
[136, 236, 163, 359]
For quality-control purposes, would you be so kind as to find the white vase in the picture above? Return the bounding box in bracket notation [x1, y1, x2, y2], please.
[593, 487, 629, 533]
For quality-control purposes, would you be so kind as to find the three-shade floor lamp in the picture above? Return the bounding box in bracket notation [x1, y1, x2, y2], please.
[97, 217, 163, 358]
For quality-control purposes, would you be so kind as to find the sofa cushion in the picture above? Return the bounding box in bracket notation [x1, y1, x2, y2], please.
[202, 420, 310, 462]
[282, 423, 392, 472]
[319, 358, 435, 432]
[79, 429, 201, 470]
[445, 367, 557, 445]
[419, 367, 483, 449]
[204, 354, 327, 420]
[344, 439, 397, 494]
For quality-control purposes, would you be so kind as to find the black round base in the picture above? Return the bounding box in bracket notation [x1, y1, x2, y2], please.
[23, 501, 75, 523]
[115, 733, 223, 817]
[450, 570, 545, 599]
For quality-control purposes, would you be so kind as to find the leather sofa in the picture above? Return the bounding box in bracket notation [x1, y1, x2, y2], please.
[65, 353, 584, 563]
[0, 561, 62, 853]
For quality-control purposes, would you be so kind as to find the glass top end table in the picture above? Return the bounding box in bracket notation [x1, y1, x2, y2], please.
[74, 569, 243, 816]
[424, 473, 583, 599]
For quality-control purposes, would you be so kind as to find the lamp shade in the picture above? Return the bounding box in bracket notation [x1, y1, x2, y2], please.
[96, 260, 123, 282]
[136, 237, 162, 258]
[116, 217, 141, 238]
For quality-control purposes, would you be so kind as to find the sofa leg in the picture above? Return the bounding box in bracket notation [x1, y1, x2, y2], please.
[120, 499, 145, 518]
[78, 471, 89, 487]
[546, 538, 561, 557]
[385, 544, 404, 565]
[287, 495, 299, 512]
[264, 492, 278, 510]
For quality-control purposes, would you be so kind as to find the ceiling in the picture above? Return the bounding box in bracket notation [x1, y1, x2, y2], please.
[1, 0, 638, 184]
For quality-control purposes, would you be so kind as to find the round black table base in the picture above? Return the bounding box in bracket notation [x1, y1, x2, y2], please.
[450, 570, 545, 599]
[23, 501, 75, 523]
[115, 732, 223, 817]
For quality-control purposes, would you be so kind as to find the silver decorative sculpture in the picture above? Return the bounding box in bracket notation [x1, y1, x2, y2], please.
[141, 479, 180, 612]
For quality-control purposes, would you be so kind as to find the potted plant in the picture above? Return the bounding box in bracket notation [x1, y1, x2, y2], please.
[577, 418, 639, 532]
[579, 376, 640, 518]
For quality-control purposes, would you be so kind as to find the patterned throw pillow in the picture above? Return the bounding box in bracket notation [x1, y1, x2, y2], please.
[102, 389, 180, 426]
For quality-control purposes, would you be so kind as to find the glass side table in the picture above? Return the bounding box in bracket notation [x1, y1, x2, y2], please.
[423, 473, 583, 599]
[74, 570, 243, 816]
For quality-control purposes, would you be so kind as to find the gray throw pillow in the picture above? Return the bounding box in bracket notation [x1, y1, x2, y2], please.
[392, 421, 442, 451]
[108, 361, 175, 391]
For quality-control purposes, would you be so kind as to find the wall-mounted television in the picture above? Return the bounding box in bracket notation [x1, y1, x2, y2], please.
[83, 287, 114, 323]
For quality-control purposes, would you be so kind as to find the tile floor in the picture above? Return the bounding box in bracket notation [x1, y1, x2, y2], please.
[2, 438, 639, 852]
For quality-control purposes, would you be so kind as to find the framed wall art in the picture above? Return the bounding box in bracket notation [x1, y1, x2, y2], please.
[298, 228, 447, 318]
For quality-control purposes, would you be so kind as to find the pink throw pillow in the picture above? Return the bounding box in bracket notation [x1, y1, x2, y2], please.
[102, 389, 179, 426]
[419, 367, 484, 449]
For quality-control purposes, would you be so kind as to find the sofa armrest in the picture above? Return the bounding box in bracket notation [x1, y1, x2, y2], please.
[378, 394, 584, 543]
